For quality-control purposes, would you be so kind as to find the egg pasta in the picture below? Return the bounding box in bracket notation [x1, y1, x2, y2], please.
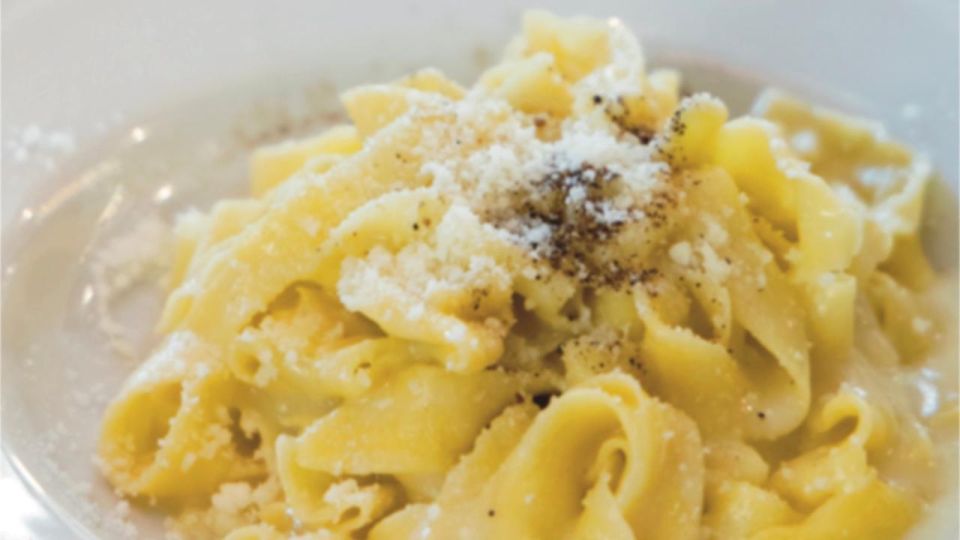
[98, 11, 956, 540]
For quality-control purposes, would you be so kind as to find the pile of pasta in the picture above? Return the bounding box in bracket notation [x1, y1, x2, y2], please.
[98, 11, 955, 540]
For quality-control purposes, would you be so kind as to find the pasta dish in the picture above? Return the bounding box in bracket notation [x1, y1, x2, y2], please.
[98, 11, 957, 540]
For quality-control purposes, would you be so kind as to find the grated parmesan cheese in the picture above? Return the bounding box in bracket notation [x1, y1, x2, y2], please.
[669, 242, 693, 266]
[91, 215, 174, 357]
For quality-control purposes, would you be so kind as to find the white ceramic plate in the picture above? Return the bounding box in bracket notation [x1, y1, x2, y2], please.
[2, 1, 957, 538]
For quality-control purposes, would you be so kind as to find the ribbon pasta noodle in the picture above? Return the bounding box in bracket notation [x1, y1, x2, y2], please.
[98, 10, 956, 540]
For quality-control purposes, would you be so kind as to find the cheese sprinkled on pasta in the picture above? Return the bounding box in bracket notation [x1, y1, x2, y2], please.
[98, 10, 956, 540]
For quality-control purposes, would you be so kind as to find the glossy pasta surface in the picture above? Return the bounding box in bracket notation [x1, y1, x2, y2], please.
[98, 11, 956, 540]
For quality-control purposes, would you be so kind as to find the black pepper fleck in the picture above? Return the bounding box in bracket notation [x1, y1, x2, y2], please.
[532, 393, 555, 409]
